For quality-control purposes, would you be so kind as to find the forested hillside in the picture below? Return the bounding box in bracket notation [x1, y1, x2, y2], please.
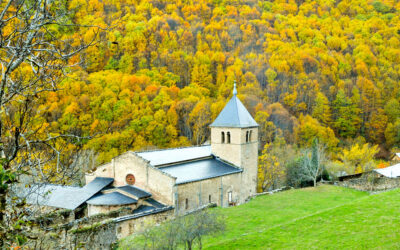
[33, 0, 400, 174]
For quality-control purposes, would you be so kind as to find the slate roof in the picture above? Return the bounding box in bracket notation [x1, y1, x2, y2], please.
[26, 185, 82, 209]
[27, 177, 114, 210]
[136, 145, 211, 166]
[210, 94, 258, 128]
[86, 192, 137, 206]
[145, 198, 166, 208]
[118, 185, 151, 199]
[374, 163, 400, 178]
[159, 157, 242, 184]
[133, 205, 157, 214]
[114, 206, 174, 223]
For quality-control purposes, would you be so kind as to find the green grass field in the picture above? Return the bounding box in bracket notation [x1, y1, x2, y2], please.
[205, 185, 400, 249]
[120, 185, 400, 249]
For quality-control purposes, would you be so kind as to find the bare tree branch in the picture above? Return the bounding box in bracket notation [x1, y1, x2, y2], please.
[0, 0, 101, 246]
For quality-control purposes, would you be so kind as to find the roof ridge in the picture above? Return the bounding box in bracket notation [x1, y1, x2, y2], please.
[135, 144, 211, 154]
[119, 185, 151, 194]
[234, 96, 240, 125]
[33, 183, 81, 188]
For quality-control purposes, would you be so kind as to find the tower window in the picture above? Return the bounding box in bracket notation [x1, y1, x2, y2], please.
[246, 131, 249, 142]
[227, 132, 231, 144]
[249, 130, 252, 142]
[209, 195, 212, 203]
[185, 198, 189, 209]
[221, 132, 225, 143]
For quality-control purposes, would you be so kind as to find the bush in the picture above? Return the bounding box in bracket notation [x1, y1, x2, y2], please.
[120, 210, 225, 250]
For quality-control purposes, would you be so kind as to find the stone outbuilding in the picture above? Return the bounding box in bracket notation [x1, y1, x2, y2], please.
[338, 162, 400, 191]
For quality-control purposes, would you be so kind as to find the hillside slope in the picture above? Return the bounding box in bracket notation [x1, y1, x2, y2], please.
[27, 0, 400, 164]
[205, 185, 400, 249]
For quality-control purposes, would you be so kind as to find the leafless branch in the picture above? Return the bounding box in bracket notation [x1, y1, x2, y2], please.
[0, 0, 101, 246]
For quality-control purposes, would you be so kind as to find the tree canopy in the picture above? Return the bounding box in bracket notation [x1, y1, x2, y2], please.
[40, 0, 400, 163]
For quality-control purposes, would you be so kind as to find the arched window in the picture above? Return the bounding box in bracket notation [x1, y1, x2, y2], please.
[249, 130, 252, 142]
[227, 132, 231, 144]
[221, 132, 225, 143]
[246, 131, 249, 142]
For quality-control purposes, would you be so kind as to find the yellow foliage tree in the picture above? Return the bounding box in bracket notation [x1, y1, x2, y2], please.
[340, 143, 379, 174]
[258, 136, 292, 192]
[295, 115, 339, 151]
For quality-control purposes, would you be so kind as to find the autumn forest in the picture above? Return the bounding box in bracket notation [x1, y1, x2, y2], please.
[5, 0, 400, 190]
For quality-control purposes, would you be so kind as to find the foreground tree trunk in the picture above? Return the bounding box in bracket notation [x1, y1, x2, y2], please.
[0, 193, 4, 247]
[187, 240, 192, 250]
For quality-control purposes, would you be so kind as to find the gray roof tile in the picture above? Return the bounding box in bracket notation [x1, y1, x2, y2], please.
[118, 185, 151, 199]
[26, 177, 114, 210]
[145, 198, 166, 208]
[159, 157, 242, 184]
[133, 205, 156, 214]
[210, 95, 258, 128]
[114, 206, 174, 223]
[86, 192, 137, 206]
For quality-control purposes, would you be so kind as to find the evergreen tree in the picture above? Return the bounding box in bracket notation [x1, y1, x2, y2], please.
[312, 92, 332, 126]
[333, 89, 361, 138]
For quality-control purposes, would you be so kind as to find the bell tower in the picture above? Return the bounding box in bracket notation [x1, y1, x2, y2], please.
[210, 81, 259, 195]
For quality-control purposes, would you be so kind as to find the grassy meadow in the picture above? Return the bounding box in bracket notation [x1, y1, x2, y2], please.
[120, 185, 400, 249]
[205, 185, 400, 249]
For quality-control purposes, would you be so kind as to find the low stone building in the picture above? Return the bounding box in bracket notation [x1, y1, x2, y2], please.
[338, 162, 400, 191]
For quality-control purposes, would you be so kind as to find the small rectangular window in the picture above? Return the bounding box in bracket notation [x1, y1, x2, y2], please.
[228, 191, 232, 203]
[221, 132, 225, 143]
[209, 195, 211, 203]
[227, 132, 231, 143]
[185, 198, 189, 209]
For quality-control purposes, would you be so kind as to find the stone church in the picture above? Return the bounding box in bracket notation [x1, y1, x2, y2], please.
[27, 83, 259, 221]
[85, 83, 259, 215]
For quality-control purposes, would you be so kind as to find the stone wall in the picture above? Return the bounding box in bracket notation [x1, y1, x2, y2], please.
[85, 161, 113, 183]
[211, 127, 243, 167]
[175, 173, 244, 215]
[116, 208, 174, 239]
[210, 126, 258, 199]
[145, 162, 176, 205]
[85, 152, 176, 205]
[338, 172, 400, 191]
[88, 203, 139, 217]
[27, 206, 173, 249]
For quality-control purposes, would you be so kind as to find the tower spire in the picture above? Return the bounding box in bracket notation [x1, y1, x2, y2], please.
[233, 80, 237, 96]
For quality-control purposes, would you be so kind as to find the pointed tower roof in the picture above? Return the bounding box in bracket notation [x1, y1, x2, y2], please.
[210, 81, 258, 128]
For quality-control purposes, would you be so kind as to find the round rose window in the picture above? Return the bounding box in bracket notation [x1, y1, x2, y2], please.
[126, 174, 135, 185]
